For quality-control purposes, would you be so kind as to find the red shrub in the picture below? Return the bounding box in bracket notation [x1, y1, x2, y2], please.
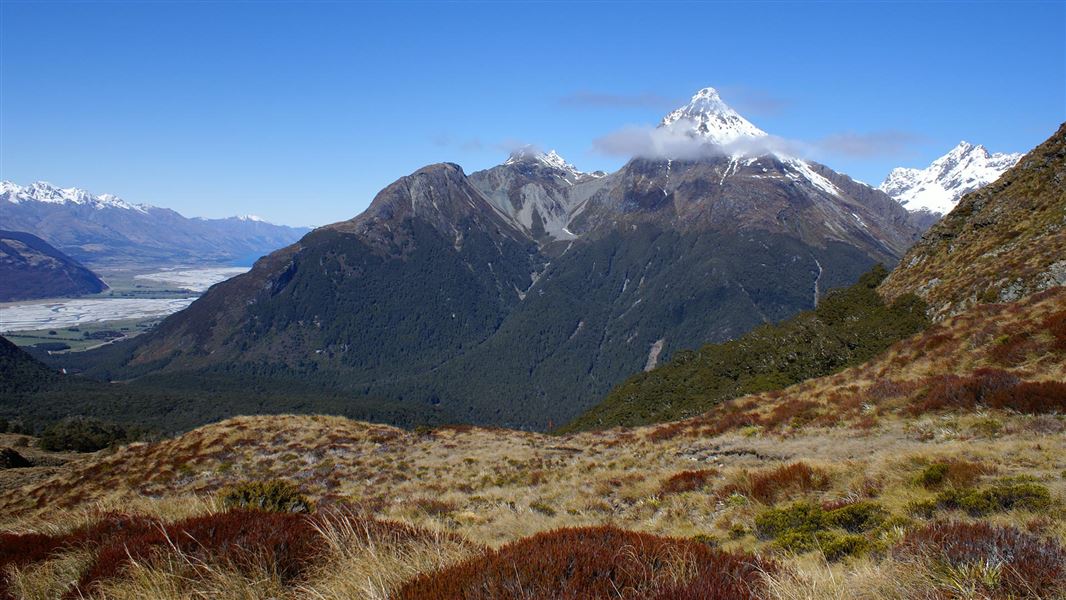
[0, 513, 158, 600]
[988, 332, 1038, 366]
[748, 462, 830, 504]
[76, 510, 324, 592]
[988, 381, 1066, 414]
[1042, 310, 1066, 351]
[699, 410, 762, 437]
[394, 526, 773, 600]
[719, 462, 831, 505]
[660, 468, 720, 495]
[866, 379, 919, 402]
[894, 521, 1066, 599]
[910, 369, 1020, 414]
[762, 400, 820, 429]
[647, 421, 689, 442]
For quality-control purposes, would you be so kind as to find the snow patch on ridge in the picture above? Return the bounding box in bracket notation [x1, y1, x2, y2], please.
[1, 181, 150, 213]
[878, 142, 1021, 215]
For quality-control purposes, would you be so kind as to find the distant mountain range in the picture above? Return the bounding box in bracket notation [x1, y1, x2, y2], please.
[879, 142, 1022, 215]
[0, 230, 108, 301]
[0, 182, 310, 267]
[60, 87, 926, 430]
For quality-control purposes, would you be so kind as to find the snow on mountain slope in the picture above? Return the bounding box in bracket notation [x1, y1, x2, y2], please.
[878, 142, 1021, 215]
[0, 180, 310, 266]
[504, 147, 604, 184]
[0, 181, 150, 213]
[654, 87, 849, 199]
[659, 87, 768, 145]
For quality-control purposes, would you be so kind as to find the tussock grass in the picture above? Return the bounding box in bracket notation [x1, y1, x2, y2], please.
[0, 290, 1063, 597]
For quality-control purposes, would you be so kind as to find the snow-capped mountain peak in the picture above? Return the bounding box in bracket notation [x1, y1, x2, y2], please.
[878, 142, 1022, 215]
[659, 86, 768, 145]
[504, 147, 601, 182]
[1, 181, 150, 213]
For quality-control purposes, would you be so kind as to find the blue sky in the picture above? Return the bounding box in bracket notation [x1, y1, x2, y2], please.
[2, 1, 1063, 227]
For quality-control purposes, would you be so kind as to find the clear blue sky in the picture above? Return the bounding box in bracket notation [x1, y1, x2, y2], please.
[2, 1, 1063, 227]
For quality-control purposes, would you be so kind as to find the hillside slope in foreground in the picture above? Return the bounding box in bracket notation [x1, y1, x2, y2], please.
[1, 287, 1064, 599]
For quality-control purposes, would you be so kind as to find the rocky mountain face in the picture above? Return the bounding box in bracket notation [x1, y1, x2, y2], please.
[63, 88, 925, 430]
[879, 142, 1022, 215]
[0, 230, 108, 302]
[0, 182, 310, 267]
[880, 123, 1066, 320]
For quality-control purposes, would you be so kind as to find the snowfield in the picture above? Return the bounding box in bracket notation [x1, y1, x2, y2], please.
[0, 297, 197, 332]
[133, 266, 249, 292]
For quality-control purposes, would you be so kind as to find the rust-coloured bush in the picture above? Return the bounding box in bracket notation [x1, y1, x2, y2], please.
[866, 379, 920, 402]
[719, 462, 831, 505]
[75, 510, 324, 593]
[988, 332, 1037, 366]
[647, 421, 689, 442]
[698, 410, 762, 437]
[0, 513, 159, 600]
[988, 381, 1066, 414]
[894, 521, 1066, 598]
[0, 508, 459, 600]
[394, 526, 773, 600]
[762, 400, 821, 430]
[660, 468, 720, 495]
[1045, 310, 1066, 351]
[910, 369, 1020, 414]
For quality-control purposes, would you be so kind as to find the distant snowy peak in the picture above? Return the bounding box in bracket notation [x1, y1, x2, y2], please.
[504, 147, 602, 182]
[878, 142, 1022, 215]
[0, 180, 150, 213]
[660, 87, 768, 145]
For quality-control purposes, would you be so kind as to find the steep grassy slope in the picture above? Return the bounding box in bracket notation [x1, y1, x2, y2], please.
[563, 266, 928, 431]
[880, 123, 1066, 319]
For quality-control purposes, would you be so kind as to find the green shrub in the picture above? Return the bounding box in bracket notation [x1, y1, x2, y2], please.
[773, 530, 818, 553]
[914, 463, 951, 488]
[825, 501, 887, 533]
[757, 501, 888, 560]
[817, 531, 872, 561]
[755, 502, 826, 539]
[38, 417, 143, 452]
[925, 477, 1054, 516]
[219, 480, 313, 513]
[529, 501, 557, 517]
[907, 498, 939, 518]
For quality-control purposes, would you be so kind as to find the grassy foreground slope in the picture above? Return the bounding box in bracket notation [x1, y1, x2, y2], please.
[0, 287, 1063, 599]
[563, 266, 928, 431]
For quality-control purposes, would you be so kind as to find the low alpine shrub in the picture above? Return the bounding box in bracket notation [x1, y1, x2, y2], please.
[660, 468, 720, 495]
[219, 480, 313, 513]
[394, 526, 774, 600]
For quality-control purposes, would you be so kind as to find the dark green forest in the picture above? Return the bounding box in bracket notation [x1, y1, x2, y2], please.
[562, 266, 929, 432]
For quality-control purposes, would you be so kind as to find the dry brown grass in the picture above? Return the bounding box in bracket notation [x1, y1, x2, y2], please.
[0, 290, 1063, 598]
